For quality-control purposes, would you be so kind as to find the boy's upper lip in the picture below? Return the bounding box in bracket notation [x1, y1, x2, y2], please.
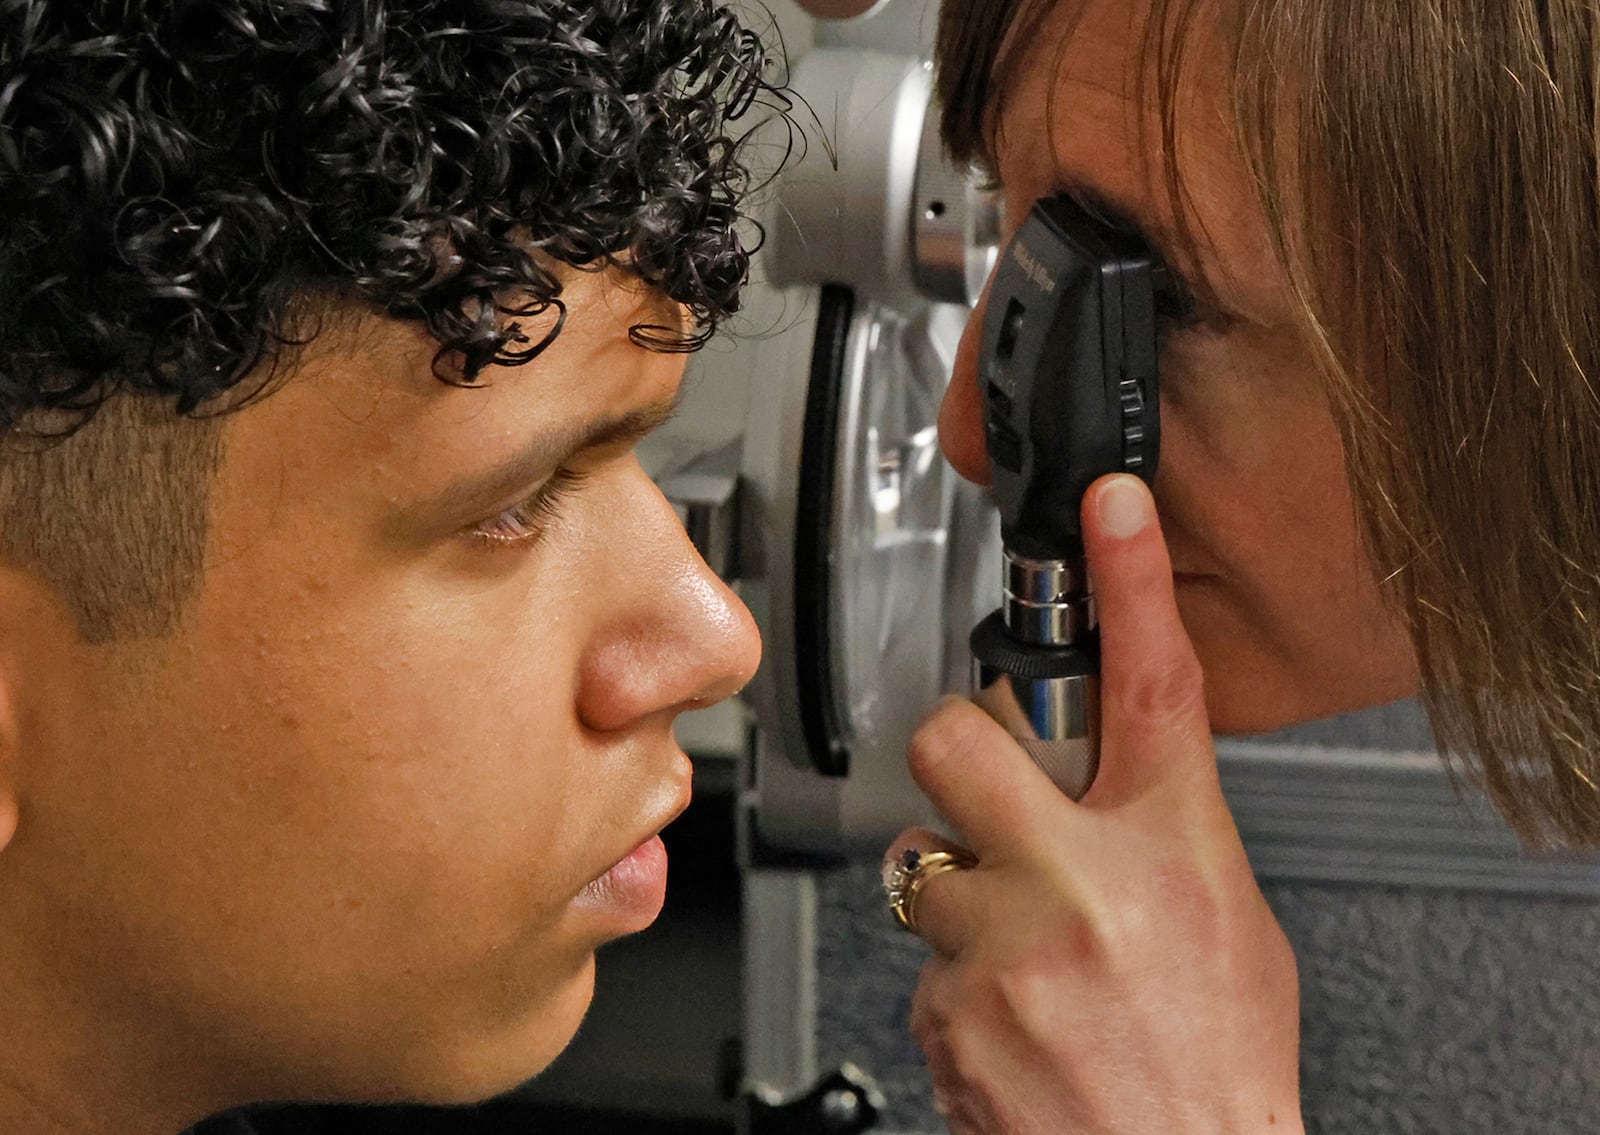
[589, 753, 693, 883]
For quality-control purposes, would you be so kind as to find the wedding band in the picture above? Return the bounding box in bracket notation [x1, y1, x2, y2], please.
[882, 847, 977, 936]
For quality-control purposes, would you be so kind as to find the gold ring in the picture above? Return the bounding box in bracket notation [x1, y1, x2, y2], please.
[882, 847, 977, 936]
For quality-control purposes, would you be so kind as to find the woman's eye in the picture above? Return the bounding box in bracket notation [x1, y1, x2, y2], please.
[1154, 269, 1238, 340]
[1154, 268, 1197, 326]
[468, 467, 589, 548]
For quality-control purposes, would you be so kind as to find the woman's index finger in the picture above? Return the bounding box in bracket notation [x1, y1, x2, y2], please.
[1083, 475, 1216, 795]
[906, 696, 1075, 859]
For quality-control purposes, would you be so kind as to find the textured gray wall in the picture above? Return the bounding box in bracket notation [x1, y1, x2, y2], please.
[815, 702, 1600, 1134]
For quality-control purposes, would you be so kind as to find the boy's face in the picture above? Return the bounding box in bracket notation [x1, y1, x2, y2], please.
[8, 270, 761, 1111]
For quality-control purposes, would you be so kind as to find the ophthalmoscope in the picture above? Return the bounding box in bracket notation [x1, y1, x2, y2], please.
[970, 194, 1164, 800]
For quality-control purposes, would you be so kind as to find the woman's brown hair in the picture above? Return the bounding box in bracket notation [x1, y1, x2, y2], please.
[939, 0, 1600, 848]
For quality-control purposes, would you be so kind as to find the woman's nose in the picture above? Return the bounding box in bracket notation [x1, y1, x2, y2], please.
[576, 477, 762, 734]
[940, 292, 994, 488]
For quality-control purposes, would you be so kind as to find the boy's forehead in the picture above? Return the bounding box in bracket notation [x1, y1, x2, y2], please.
[288, 271, 673, 415]
[220, 273, 685, 496]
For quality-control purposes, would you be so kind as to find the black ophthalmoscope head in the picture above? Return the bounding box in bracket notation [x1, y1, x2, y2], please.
[969, 195, 1167, 798]
[978, 194, 1163, 563]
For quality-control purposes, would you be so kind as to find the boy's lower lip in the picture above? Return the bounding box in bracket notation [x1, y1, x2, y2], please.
[574, 834, 669, 931]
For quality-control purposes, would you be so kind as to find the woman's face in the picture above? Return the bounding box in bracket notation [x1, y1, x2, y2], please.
[941, 0, 1417, 733]
[16, 269, 761, 1113]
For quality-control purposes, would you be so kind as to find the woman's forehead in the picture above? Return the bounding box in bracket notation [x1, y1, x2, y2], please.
[989, 0, 1288, 327]
[994, 0, 1232, 159]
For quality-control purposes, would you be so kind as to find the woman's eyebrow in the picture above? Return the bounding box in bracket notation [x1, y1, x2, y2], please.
[1052, 179, 1241, 327]
[1057, 181, 1172, 250]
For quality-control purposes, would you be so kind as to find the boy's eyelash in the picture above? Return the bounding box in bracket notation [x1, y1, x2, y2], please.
[469, 467, 591, 548]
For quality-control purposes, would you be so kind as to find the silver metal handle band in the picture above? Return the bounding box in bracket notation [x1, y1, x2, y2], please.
[1004, 595, 1095, 645]
[1002, 551, 1095, 645]
[1003, 551, 1090, 604]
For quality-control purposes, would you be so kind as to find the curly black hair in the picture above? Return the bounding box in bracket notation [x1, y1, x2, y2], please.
[0, 0, 779, 430]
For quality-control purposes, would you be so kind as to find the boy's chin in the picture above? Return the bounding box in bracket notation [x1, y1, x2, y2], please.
[326, 961, 597, 1110]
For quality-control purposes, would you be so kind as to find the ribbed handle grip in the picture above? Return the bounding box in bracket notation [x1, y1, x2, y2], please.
[971, 669, 1101, 801]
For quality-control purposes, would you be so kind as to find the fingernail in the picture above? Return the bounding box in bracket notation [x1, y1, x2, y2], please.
[1097, 476, 1152, 540]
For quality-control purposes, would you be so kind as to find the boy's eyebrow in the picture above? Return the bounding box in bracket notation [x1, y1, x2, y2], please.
[409, 390, 685, 525]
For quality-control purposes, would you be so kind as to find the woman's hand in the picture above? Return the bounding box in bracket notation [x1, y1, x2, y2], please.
[888, 474, 1303, 1135]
